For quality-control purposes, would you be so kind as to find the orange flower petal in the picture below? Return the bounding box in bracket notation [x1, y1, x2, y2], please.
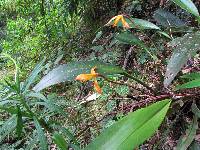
[75, 74, 96, 82]
[94, 80, 102, 94]
[121, 17, 130, 29]
[113, 15, 122, 27]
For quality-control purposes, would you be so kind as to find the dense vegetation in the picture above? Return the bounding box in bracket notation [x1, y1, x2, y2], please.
[0, 0, 200, 149]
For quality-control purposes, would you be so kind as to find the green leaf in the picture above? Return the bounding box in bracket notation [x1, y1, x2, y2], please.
[33, 60, 124, 92]
[176, 116, 198, 150]
[23, 58, 46, 93]
[0, 106, 18, 114]
[115, 32, 157, 60]
[92, 31, 103, 44]
[33, 117, 48, 150]
[0, 115, 17, 143]
[176, 79, 200, 90]
[53, 132, 68, 150]
[164, 32, 200, 87]
[153, 8, 186, 27]
[124, 18, 160, 30]
[157, 31, 172, 39]
[181, 72, 200, 80]
[85, 99, 171, 150]
[16, 106, 23, 138]
[171, 0, 199, 17]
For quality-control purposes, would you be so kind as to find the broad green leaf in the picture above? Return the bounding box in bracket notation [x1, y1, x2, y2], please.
[176, 116, 198, 150]
[53, 132, 68, 150]
[117, 18, 160, 30]
[23, 58, 46, 93]
[0, 115, 17, 143]
[33, 117, 48, 150]
[16, 106, 23, 138]
[33, 60, 124, 92]
[171, 0, 199, 17]
[176, 79, 200, 90]
[181, 72, 200, 80]
[153, 9, 186, 27]
[164, 32, 200, 87]
[115, 32, 157, 60]
[85, 99, 171, 150]
[191, 102, 200, 118]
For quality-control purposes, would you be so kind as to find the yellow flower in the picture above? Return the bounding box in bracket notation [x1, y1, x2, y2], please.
[75, 67, 102, 94]
[105, 15, 130, 29]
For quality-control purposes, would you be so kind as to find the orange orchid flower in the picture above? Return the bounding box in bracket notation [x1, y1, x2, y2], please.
[105, 14, 130, 29]
[75, 67, 102, 94]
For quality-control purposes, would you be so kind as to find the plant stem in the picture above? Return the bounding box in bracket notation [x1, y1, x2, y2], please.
[99, 75, 143, 92]
[123, 72, 157, 95]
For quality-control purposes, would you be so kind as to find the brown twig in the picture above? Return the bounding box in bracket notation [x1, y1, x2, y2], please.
[123, 46, 134, 70]
[124, 93, 198, 112]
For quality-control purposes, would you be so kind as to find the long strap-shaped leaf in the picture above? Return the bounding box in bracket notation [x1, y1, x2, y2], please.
[164, 32, 200, 87]
[33, 60, 124, 92]
[85, 99, 171, 150]
[33, 117, 48, 150]
[171, 0, 199, 17]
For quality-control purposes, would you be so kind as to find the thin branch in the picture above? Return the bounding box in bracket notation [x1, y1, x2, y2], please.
[98, 74, 143, 92]
[123, 72, 157, 95]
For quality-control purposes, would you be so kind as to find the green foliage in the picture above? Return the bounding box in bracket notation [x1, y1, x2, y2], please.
[176, 73, 200, 90]
[115, 85, 129, 96]
[164, 32, 200, 87]
[153, 9, 186, 27]
[176, 79, 200, 90]
[1, 0, 200, 149]
[0, 56, 77, 148]
[33, 117, 48, 150]
[171, 0, 199, 17]
[1, 0, 81, 77]
[85, 99, 171, 150]
[115, 31, 157, 60]
[0, 115, 17, 143]
[181, 72, 200, 80]
[16, 106, 23, 138]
